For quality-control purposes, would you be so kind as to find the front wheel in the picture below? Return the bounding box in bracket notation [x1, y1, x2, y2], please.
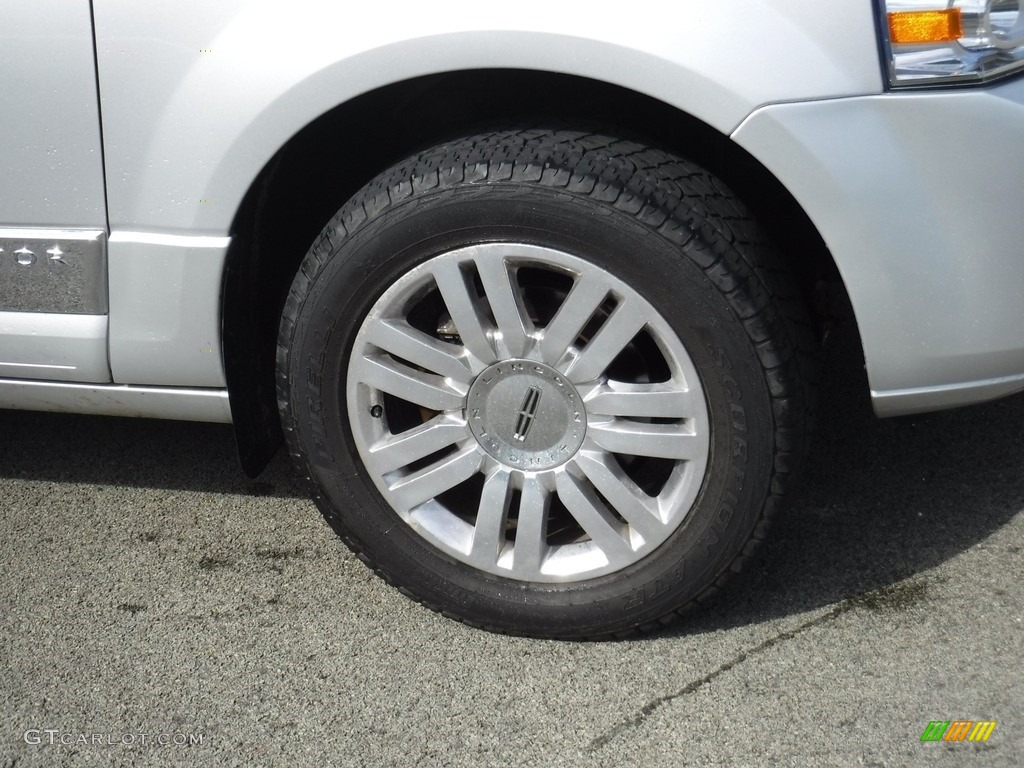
[278, 129, 813, 638]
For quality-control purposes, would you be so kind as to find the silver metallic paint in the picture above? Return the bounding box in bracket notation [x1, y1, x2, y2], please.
[90, 0, 882, 395]
[2, 1, 1020, 420]
[872, 374, 1024, 417]
[92, 1, 882, 234]
[107, 232, 229, 387]
[0, 312, 109, 383]
[733, 77, 1024, 414]
[0, 2, 106, 229]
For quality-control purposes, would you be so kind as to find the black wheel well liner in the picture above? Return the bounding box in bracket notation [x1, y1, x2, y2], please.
[223, 69, 844, 476]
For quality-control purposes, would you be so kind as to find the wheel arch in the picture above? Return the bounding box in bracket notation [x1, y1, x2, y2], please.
[223, 69, 851, 475]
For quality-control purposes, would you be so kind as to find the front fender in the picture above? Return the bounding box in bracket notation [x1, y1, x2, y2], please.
[94, 0, 881, 235]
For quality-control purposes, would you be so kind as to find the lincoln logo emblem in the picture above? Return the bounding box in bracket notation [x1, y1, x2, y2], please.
[513, 386, 543, 442]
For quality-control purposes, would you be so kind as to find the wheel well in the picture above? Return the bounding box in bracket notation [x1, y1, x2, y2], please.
[223, 69, 846, 476]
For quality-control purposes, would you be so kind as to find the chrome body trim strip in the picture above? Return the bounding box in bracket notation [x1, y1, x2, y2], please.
[872, 373, 1024, 417]
[108, 231, 231, 249]
[0, 379, 232, 423]
[0, 228, 106, 313]
[0, 362, 77, 370]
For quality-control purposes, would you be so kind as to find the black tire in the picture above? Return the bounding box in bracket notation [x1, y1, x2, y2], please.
[277, 128, 814, 639]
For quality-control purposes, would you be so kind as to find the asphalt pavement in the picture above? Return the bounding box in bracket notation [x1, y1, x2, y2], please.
[1, 327, 1022, 767]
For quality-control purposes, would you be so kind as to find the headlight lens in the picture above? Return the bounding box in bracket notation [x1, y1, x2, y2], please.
[882, 0, 1024, 86]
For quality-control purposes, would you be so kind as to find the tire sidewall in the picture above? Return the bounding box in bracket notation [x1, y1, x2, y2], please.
[286, 182, 773, 635]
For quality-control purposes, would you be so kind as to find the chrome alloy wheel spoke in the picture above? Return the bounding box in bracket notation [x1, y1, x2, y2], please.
[554, 469, 635, 568]
[352, 354, 466, 411]
[430, 246, 536, 365]
[473, 248, 534, 359]
[387, 444, 483, 512]
[348, 243, 710, 583]
[586, 420, 701, 461]
[537, 274, 609, 367]
[570, 450, 667, 542]
[559, 296, 648, 384]
[583, 381, 700, 419]
[510, 475, 550, 578]
[468, 468, 515, 568]
[366, 413, 470, 475]
[362, 318, 474, 384]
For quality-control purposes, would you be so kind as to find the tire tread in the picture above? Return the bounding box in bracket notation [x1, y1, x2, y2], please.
[277, 128, 816, 639]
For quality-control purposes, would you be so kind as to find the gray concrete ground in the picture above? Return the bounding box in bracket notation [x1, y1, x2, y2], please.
[1, 328, 1022, 767]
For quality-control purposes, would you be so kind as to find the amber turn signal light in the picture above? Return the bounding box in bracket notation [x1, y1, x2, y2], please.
[888, 9, 964, 44]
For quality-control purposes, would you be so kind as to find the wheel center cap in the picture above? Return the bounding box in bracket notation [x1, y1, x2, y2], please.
[466, 360, 586, 471]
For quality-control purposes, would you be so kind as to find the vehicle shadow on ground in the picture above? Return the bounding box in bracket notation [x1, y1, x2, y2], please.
[672, 324, 1024, 633]
[0, 408, 307, 499]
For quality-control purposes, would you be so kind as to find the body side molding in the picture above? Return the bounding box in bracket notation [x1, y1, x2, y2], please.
[0, 379, 232, 423]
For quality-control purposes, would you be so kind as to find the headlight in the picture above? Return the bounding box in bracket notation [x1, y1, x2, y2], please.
[882, 0, 1024, 86]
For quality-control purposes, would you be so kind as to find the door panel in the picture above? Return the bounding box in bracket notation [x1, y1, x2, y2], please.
[0, 2, 110, 383]
[0, 2, 106, 227]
